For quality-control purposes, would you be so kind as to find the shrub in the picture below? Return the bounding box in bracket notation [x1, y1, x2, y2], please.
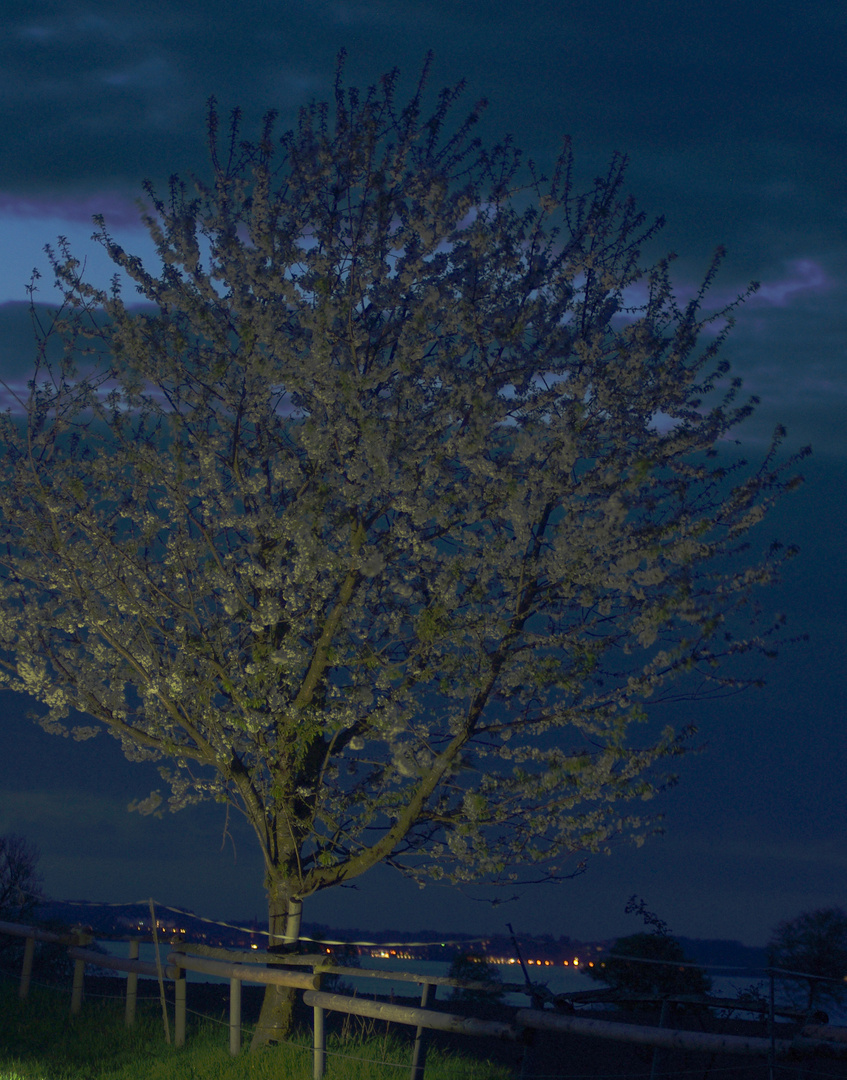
[585, 932, 711, 1012]
[449, 952, 505, 1007]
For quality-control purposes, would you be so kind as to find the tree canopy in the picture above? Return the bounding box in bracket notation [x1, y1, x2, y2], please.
[584, 933, 712, 1010]
[0, 55, 805, 1044]
[768, 908, 847, 1016]
[0, 833, 43, 923]
[448, 951, 505, 1009]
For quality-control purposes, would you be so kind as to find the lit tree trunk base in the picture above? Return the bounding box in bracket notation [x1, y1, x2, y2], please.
[250, 982, 297, 1049]
[248, 885, 302, 1049]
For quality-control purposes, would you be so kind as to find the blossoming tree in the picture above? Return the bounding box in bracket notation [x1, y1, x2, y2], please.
[0, 57, 805, 1044]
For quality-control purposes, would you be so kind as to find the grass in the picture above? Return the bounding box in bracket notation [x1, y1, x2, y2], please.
[0, 976, 512, 1080]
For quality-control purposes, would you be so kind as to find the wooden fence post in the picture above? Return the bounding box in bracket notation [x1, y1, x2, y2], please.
[68, 926, 94, 1017]
[229, 977, 242, 1056]
[125, 940, 139, 1027]
[174, 965, 186, 1049]
[768, 970, 776, 1080]
[70, 957, 85, 1015]
[19, 935, 35, 1000]
[313, 971, 325, 1080]
[649, 999, 670, 1080]
[410, 981, 433, 1080]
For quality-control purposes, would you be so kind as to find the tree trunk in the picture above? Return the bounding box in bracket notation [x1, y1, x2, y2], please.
[249, 877, 304, 1050]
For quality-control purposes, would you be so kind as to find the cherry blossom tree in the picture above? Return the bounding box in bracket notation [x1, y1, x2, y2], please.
[0, 56, 806, 1044]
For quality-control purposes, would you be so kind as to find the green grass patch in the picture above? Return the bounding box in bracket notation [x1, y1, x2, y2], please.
[0, 978, 512, 1080]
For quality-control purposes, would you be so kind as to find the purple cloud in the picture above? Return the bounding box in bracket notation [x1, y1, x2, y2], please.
[747, 259, 833, 308]
[0, 191, 148, 230]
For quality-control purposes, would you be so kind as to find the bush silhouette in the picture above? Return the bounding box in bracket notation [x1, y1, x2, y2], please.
[585, 932, 711, 1012]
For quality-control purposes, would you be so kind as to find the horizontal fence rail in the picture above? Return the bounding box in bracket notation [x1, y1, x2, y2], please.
[516, 1007, 804, 1058]
[68, 946, 178, 980]
[167, 951, 321, 988]
[306, 991, 521, 1036]
[0, 918, 88, 947]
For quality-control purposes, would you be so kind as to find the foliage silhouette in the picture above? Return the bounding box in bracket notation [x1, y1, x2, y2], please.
[768, 907, 847, 1016]
[449, 951, 505, 1008]
[584, 932, 712, 1012]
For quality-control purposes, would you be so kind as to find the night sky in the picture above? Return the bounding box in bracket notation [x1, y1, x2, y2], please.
[0, 0, 844, 949]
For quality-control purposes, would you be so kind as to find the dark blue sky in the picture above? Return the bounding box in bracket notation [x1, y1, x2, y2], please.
[0, 0, 844, 948]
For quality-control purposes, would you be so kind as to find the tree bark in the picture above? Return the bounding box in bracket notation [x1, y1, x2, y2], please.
[249, 878, 304, 1050]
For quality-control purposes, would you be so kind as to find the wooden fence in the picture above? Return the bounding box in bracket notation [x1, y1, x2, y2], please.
[5, 917, 847, 1080]
[0, 918, 182, 1026]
